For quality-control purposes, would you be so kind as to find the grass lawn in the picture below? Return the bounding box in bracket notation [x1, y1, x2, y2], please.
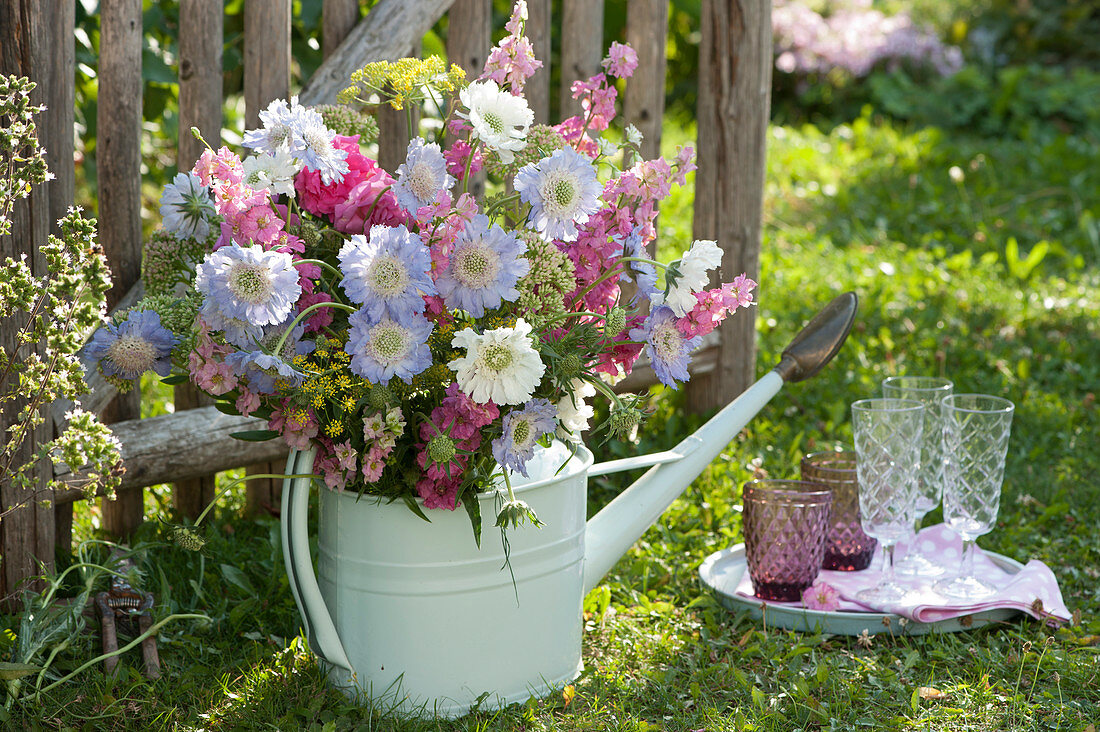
[6, 111, 1099, 730]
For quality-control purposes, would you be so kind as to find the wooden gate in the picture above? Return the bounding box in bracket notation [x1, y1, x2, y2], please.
[0, 0, 772, 600]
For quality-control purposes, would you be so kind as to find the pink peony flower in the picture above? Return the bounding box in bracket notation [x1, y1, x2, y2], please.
[295, 135, 378, 217]
[332, 175, 403, 235]
[802, 582, 841, 611]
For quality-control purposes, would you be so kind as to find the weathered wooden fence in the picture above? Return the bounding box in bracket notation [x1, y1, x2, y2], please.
[0, 0, 772, 600]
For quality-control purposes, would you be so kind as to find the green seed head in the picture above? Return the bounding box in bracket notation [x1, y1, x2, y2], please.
[427, 434, 457, 464]
[604, 307, 626, 337]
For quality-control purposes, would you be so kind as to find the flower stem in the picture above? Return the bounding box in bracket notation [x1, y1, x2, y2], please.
[192, 473, 319, 528]
[273, 301, 356, 358]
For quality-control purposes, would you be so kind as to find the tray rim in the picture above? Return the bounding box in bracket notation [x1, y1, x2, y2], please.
[699, 543, 1026, 636]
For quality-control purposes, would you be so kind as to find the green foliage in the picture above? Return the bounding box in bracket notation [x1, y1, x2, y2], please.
[869, 64, 1100, 140]
[0, 77, 121, 503]
[973, 0, 1100, 68]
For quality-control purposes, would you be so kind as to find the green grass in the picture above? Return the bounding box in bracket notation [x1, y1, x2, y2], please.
[6, 107, 1100, 730]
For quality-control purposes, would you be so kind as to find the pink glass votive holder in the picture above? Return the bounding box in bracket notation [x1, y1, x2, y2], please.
[742, 480, 833, 602]
[801, 451, 878, 571]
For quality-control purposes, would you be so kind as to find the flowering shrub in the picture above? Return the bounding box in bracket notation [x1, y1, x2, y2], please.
[84, 2, 757, 533]
[0, 75, 122, 505]
[772, 0, 963, 79]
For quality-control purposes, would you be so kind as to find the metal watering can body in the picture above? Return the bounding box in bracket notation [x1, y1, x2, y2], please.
[280, 293, 857, 717]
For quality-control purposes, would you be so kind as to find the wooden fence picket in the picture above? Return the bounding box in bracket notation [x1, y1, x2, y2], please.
[174, 0, 224, 522]
[97, 0, 145, 538]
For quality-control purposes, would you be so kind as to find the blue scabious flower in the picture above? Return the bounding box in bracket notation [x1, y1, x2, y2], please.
[393, 137, 455, 213]
[83, 310, 178, 381]
[628, 305, 701, 389]
[195, 244, 302, 344]
[159, 172, 214, 241]
[338, 225, 436, 321]
[617, 227, 659, 304]
[493, 398, 558, 477]
[225, 350, 306, 395]
[346, 309, 434, 385]
[226, 318, 314, 394]
[436, 214, 530, 317]
[514, 146, 602, 242]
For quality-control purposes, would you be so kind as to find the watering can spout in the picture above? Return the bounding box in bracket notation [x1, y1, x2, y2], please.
[582, 292, 858, 594]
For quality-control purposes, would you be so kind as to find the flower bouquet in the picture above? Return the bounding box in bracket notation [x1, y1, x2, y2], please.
[84, 1, 757, 537]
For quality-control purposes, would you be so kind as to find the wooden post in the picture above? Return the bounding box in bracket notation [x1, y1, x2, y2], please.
[97, 0, 145, 538]
[525, 0, 551, 124]
[377, 41, 421, 174]
[244, 0, 291, 130]
[323, 0, 360, 60]
[242, 0, 291, 515]
[687, 0, 772, 412]
[446, 0, 490, 198]
[173, 0, 223, 521]
[0, 0, 62, 601]
[624, 0, 668, 163]
[44, 0, 76, 556]
[559, 0, 603, 120]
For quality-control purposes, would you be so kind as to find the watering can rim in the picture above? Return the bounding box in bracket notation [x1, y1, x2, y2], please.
[292, 441, 595, 507]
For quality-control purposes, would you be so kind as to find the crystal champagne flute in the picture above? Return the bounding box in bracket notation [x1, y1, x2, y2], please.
[882, 376, 954, 576]
[934, 394, 1015, 599]
[851, 398, 924, 606]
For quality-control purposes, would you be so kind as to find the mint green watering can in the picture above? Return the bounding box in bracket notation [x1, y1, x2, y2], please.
[281, 292, 858, 718]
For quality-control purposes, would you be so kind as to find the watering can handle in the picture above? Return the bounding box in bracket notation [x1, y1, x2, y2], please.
[280, 448, 353, 672]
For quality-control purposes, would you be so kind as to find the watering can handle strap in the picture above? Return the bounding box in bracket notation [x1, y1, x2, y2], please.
[280, 448, 353, 672]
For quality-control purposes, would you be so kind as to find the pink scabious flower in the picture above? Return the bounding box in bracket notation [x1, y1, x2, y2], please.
[236, 387, 261, 416]
[802, 582, 841, 611]
[414, 384, 499, 507]
[603, 41, 639, 79]
[332, 172, 403, 235]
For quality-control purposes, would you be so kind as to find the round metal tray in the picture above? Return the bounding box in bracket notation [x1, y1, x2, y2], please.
[699, 544, 1024, 636]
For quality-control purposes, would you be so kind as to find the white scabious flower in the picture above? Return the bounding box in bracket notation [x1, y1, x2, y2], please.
[449, 318, 546, 406]
[242, 148, 301, 198]
[159, 172, 214, 241]
[661, 239, 724, 316]
[459, 80, 533, 164]
[556, 378, 596, 442]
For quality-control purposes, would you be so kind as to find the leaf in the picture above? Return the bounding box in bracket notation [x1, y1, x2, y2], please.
[402, 495, 431, 523]
[160, 373, 188, 385]
[229, 429, 279, 442]
[562, 684, 576, 708]
[219, 564, 255, 595]
[918, 686, 947, 700]
[463, 491, 482, 549]
[214, 401, 242, 417]
[0, 662, 41, 680]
